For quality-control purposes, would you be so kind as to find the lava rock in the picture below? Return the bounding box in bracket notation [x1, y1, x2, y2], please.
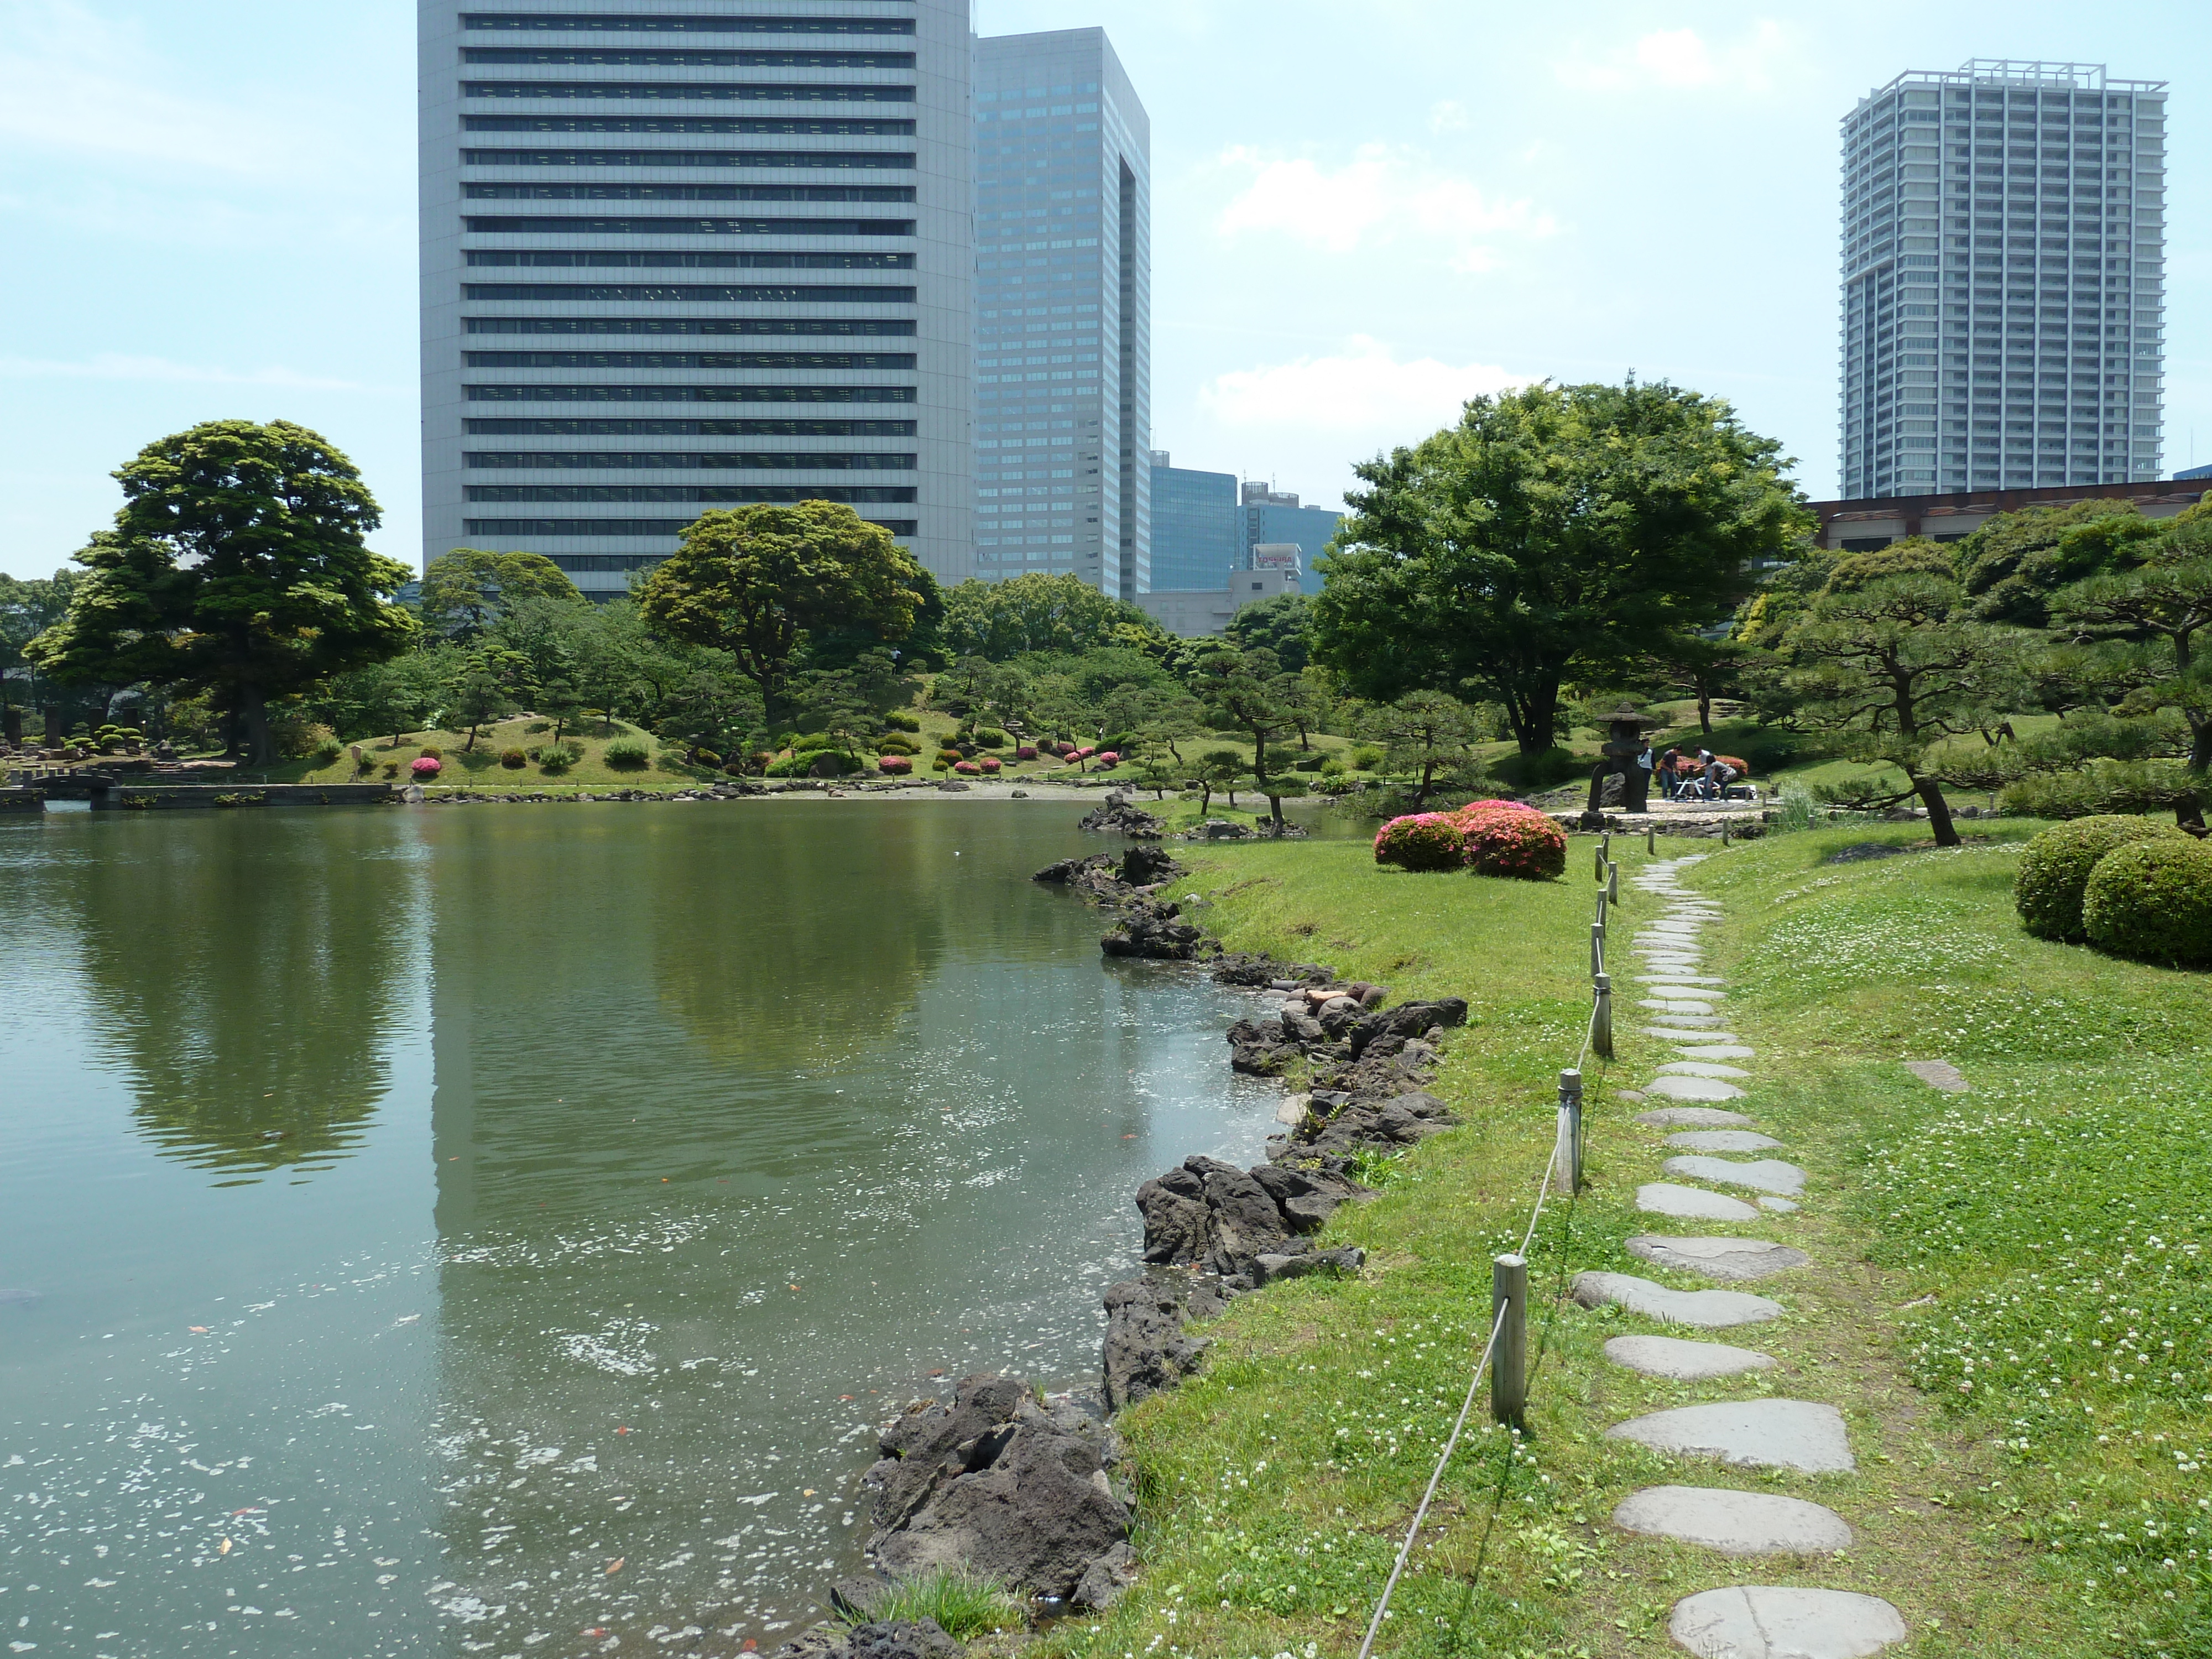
[1102, 1268, 1237, 1411]
[1078, 797, 1166, 838]
[1100, 899, 1204, 960]
[1072, 1541, 1138, 1610]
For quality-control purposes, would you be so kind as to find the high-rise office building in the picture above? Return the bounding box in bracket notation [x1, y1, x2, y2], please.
[973, 29, 1150, 598]
[1239, 481, 1342, 572]
[1145, 450, 1240, 590]
[1838, 60, 2166, 501]
[419, 0, 974, 598]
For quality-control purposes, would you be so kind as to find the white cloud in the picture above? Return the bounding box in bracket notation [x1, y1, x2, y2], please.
[1427, 100, 1471, 135]
[0, 353, 367, 392]
[1199, 337, 1527, 435]
[1215, 143, 1554, 268]
[1555, 22, 1790, 94]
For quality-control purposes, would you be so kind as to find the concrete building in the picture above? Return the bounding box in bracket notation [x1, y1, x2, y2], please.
[1145, 450, 1240, 591]
[1837, 60, 2166, 503]
[1132, 566, 1302, 638]
[2177, 462, 2212, 482]
[972, 29, 1150, 598]
[1807, 477, 2206, 551]
[1239, 481, 1342, 572]
[418, 0, 974, 598]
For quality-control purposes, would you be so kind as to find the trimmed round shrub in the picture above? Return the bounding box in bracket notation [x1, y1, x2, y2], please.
[1463, 807, 1568, 881]
[539, 748, 572, 774]
[979, 755, 1002, 774]
[499, 748, 527, 769]
[1350, 747, 1384, 771]
[724, 759, 749, 777]
[604, 738, 651, 770]
[1015, 745, 1039, 761]
[2082, 837, 2212, 967]
[410, 756, 441, 779]
[310, 737, 343, 765]
[936, 747, 964, 765]
[878, 753, 914, 775]
[884, 711, 922, 733]
[877, 735, 920, 755]
[953, 760, 981, 775]
[764, 753, 816, 778]
[2013, 814, 2191, 942]
[808, 750, 860, 777]
[791, 732, 840, 753]
[418, 745, 443, 761]
[973, 727, 1007, 748]
[1374, 813, 1468, 873]
[1094, 751, 1119, 767]
[1072, 746, 1096, 761]
[692, 749, 722, 770]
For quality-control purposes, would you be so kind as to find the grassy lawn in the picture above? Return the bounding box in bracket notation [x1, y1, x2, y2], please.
[1039, 823, 2209, 1658]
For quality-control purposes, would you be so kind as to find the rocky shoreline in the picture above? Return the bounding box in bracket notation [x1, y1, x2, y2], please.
[776, 814, 1472, 1659]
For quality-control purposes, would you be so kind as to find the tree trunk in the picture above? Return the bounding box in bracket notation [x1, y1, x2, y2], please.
[1198, 782, 1213, 814]
[1507, 679, 1561, 759]
[1264, 790, 1286, 834]
[2189, 709, 2212, 775]
[1912, 773, 1960, 848]
[1412, 759, 1435, 809]
[237, 685, 275, 769]
[1697, 688, 1713, 737]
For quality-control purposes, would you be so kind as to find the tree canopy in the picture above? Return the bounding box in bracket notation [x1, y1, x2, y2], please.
[24, 420, 417, 764]
[1310, 378, 1807, 759]
[420, 547, 583, 638]
[939, 571, 1166, 660]
[1223, 591, 1314, 673]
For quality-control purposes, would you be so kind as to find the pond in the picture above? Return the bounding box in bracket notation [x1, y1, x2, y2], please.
[0, 802, 1287, 1658]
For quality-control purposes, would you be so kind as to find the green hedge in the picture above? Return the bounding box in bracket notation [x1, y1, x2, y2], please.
[2013, 814, 2190, 942]
[2082, 838, 2212, 968]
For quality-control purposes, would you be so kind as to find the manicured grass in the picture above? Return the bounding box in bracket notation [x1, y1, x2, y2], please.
[1038, 823, 2209, 1659]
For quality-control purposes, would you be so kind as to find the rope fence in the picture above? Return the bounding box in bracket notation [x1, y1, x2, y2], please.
[1352, 832, 1629, 1659]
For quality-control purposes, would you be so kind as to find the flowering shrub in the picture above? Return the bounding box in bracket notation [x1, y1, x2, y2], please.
[953, 760, 981, 775]
[979, 755, 1003, 774]
[1373, 813, 1468, 873]
[1462, 807, 1567, 880]
[1094, 752, 1119, 767]
[410, 757, 441, 779]
[499, 748, 527, 769]
[877, 754, 914, 774]
[1016, 745, 1038, 761]
[1072, 747, 1095, 761]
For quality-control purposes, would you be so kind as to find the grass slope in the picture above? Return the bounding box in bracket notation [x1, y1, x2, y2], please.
[1040, 825, 2209, 1659]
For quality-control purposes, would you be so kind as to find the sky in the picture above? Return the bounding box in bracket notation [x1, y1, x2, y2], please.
[0, 0, 2203, 580]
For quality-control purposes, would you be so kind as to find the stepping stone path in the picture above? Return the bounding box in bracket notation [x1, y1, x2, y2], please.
[1905, 1058, 1968, 1093]
[1597, 856, 1906, 1651]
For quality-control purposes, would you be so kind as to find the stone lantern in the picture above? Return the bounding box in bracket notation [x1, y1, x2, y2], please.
[1582, 702, 1665, 826]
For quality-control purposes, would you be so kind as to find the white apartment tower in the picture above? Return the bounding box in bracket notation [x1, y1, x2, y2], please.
[418, 0, 974, 596]
[972, 30, 1151, 599]
[1838, 61, 2167, 500]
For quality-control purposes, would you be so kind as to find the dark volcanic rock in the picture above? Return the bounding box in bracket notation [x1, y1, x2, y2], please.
[1072, 1542, 1138, 1610]
[1078, 796, 1166, 838]
[1248, 1160, 1369, 1231]
[1102, 1268, 1237, 1411]
[1118, 843, 1180, 885]
[1100, 899, 1203, 960]
[1034, 853, 1115, 885]
[846, 1623, 962, 1659]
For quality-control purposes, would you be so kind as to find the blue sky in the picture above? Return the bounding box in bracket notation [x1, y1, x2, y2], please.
[0, 0, 2202, 580]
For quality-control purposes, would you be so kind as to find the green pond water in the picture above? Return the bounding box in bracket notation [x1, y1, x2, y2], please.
[0, 802, 1292, 1658]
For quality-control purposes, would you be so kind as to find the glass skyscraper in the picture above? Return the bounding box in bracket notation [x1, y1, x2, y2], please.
[973, 29, 1151, 598]
[1145, 451, 1239, 591]
[418, 0, 975, 597]
[1238, 482, 1342, 574]
[1838, 60, 2166, 501]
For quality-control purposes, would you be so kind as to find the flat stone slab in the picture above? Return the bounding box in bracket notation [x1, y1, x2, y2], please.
[1905, 1059, 1968, 1093]
[1645, 982, 1727, 997]
[1643, 1026, 1738, 1042]
[1637, 1182, 1761, 1222]
[1665, 1156, 1806, 1196]
[1759, 1197, 1801, 1214]
[1604, 1334, 1778, 1380]
[1636, 1105, 1755, 1127]
[1647, 1076, 1747, 1103]
[1666, 1129, 1781, 1152]
[1626, 1235, 1811, 1282]
[1635, 974, 1729, 986]
[1676, 1044, 1755, 1061]
[1614, 1486, 1854, 1556]
[1668, 1587, 1906, 1657]
[1609, 1399, 1854, 1473]
[1656, 1061, 1748, 1078]
[1642, 999, 1719, 1016]
[1572, 1271, 1783, 1329]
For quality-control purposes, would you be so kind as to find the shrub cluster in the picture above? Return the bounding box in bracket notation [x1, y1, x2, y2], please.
[410, 756, 441, 778]
[883, 711, 922, 733]
[877, 735, 919, 756]
[418, 745, 442, 761]
[878, 753, 913, 775]
[972, 727, 1006, 748]
[1457, 800, 1568, 880]
[953, 760, 981, 775]
[2081, 837, 2212, 968]
[979, 755, 1003, 774]
[1015, 745, 1039, 761]
[2013, 814, 2189, 942]
[1373, 813, 1468, 873]
[604, 738, 651, 770]
[499, 748, 527, 769]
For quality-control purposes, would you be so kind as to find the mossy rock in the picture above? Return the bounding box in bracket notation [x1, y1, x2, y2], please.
[2082, 838, 2212, 968]
[2013, 814, 2191, 942]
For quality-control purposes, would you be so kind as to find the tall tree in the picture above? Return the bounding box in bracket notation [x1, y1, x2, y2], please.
[1362, 690, 1484, 808]
[1311, 378, 1807, 760]
[2048, 517, 2212, 775]
[1224, 591, 1314, 673]
[939, 572, 1166, 660]
[1192, 645, 1293, 832]
[24, 420, 416, 765]
[1646, 632, 1753, 737]
[420, 547, 583, 639]
[1956, 502, 2162, 628]
[637, 502, 929, 723]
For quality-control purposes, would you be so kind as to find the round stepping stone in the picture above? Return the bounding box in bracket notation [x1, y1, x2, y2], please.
[1664, 1155, 1805, 1196]
[1668, 1587, 1906, 1658]
[1571, 1271, 1783, 1329]
[1637, 1182, 1760, 1222]
[1614, 1486, 1853, 1556]
[1904, 1058, 1968, 1093]
[1656, 1061, 1747, 1079]
[1642, 1025, 1737, 1042]
[1626, 1236, 1811, 1282]
[1641, 999, 1719, 1016]
[1758, 1196, 1801, 1214]
[1666, 1129, 1781, 1152]
[1606, 1399, 1854, 1473]
[1646, 1076, 1747, 1103]
[1636, 1107, 1754, 1129]
[1676, 1044, 1755, 1060]
[1604, 1334, 1777, 1380]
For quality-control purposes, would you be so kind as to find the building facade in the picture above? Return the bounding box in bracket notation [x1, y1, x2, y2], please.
[1837, 60, 2166, 503]
[972, 29, 1150, 598]
[1239, 481, 1342, 572]
[1145, 451, 1240, 591]
[1807, 477, 2205, 551]
[1131, 566, 1301, 638]
[418, 0, 975, 598]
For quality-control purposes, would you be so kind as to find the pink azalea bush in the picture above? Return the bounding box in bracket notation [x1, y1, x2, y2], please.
[1016, 745, 1039, 761]
[877, 754, 913, 774]
[953, 760, 982, 775]
[979, 755, 1003, 774]
[1459, 804, 1567, 880]
[1094, 751, 1119, 766]
[410, 757, 441, 779]
[1373, 812, 1468, 873]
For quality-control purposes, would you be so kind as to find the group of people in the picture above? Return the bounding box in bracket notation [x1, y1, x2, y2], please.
[1643, 744, 1742, 802]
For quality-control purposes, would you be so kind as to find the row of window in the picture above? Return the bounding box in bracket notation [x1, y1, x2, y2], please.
[464, 317, 916, 336]
[465, 418, 917, 436]
[463, 350, 917, 368]
[461, 147, 913, 166]
[465, 452, 915, 469]
[462, 214, 913, 235]
[462, 82, 916, 102]
[461, 14, 919, 34]
[465, 485, 917, 503]
[463, 50, 914, 69]
[463, 183, 912, 201]
[465, 385, 916, 403]
[463, 117, 915, 136]
[471, 523, 919, 542]
[463, 251, 914, 269]
[461, 282, 915, 302]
